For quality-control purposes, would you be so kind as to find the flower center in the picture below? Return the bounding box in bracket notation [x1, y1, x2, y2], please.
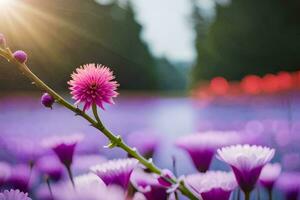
[87, 83, 99, 99]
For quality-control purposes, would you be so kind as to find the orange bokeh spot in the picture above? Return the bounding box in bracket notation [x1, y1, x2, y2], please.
[241, 75, 262, 95]
[262, 74, 279, 93]
[277, 71, 293, 90]
[293, 71, 300, 89]
[210, 77, 229, 95]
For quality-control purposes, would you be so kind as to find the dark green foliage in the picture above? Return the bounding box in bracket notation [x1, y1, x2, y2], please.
[0, 0, 159, 91]
[192, 0, 300, 82]
[156, 58, 189, 91]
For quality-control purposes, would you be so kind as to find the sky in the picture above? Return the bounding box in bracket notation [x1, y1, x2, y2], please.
[97, 0, 216, 62]
[133, 0, 215, 62]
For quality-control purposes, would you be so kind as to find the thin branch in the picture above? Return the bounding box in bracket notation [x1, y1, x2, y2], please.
[0, 48, 199, 200]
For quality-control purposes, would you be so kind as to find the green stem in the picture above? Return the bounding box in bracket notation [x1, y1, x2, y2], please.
[92, 104, 198, 199]
[0, 48, 198, 200]
[244, 191, 250, 200]
[66, 165, 75, 189]
[45, 175, 54, 199]
[257, 187, 260, 200]
[28, 160, 34, 182]
[174, 192, 179, 200]
[268, 189, 272, 200]
[237, 189, 241, 200]
[92, 104, 101, 123]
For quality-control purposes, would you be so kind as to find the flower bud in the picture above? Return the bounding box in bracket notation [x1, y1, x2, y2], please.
[41, 93, 55, 109]
[0, 33, 6, 49]
[13, 50, 27, 63]
[158, 169, 175, 187]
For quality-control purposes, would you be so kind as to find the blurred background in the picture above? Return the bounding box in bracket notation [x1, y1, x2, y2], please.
[0, 0, 300, 199]
[1, 0, 299, 92]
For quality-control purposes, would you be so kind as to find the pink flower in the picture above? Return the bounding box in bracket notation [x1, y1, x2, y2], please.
[68, 64, 119, 111]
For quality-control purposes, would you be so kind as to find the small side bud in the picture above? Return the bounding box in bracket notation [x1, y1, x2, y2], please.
[41, 93, 55, 109]
[104, 142, 116, 149]
[0, 33, 6, 49]
[13, 50, 28, 63]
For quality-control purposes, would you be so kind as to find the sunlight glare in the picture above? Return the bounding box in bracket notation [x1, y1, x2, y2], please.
[0, 0, 12, 6]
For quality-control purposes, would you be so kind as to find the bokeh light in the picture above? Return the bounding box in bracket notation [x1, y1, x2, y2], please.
[241, 75, 262, 95]
[210, 77, 229, 95]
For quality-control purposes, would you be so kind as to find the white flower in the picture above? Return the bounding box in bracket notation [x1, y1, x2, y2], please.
[217, 144, 275, 170]
[259, 163, 281, 182]
[217, 144, 275, 193]
[130, 168, 169, 200]
[0, 190, 31, 200]
[90, 158, 139, 176]
[185, 171, 237, 194]
[130, 168, 160, 193]
[54, 173, 124, 200]
[90, 158, 139, 189]
[74, 173, 105, 188]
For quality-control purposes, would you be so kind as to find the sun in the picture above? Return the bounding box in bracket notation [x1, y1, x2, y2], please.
[0, 0, 13, 7]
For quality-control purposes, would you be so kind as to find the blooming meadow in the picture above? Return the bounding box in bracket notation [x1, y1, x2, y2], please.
[0, 33, 300, 200]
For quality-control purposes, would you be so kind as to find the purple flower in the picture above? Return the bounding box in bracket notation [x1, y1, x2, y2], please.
[68, 64, 119, 111]
[282, 153, 300, 171]
[36, 185, 54, 200]
[157, 169, 175, 187]
[13, 50, 28, 63]
[90, 158, 138, 189]
[130, 169, 169, 200]
[0, 190, 32, 200]
[54, 173, 125, 200]
[7, 165, 34, 192]
[42, 134, 84, 167]
[185, 171, 237, 200]
[41, 93, 55, 109]
[217, 144, 275, 194]
[0, 33, 6, 48]
[4, 136, 46, 164]
[176, 131, 242, 172]
[126, 130, 160, 159]
[35, 155, 64, 181]
[259, 163, 281, 191]
[276, 172, 300, 200]
[0, 162, 11, 187]
[73, 154, 106, 175]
